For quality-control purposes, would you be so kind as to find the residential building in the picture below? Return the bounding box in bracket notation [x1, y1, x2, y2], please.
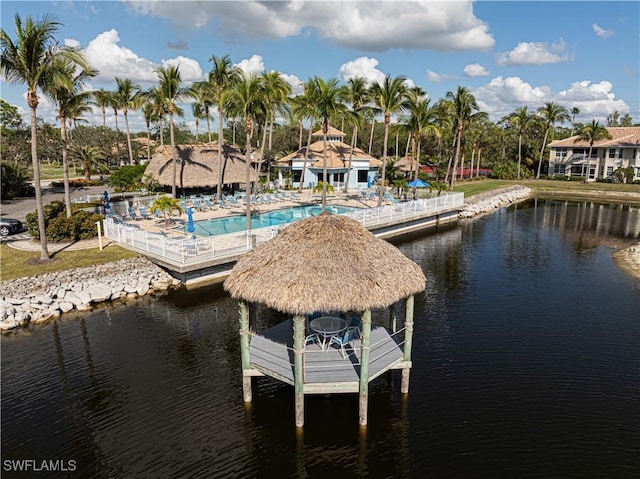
[547, 126, 640, 182]
[275, 127, 382, 190]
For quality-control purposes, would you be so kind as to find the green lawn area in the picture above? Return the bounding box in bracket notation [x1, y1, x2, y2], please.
[452, 178, 640, 198]
[34, 163, 83, 180]
[0, 244, 139, 281]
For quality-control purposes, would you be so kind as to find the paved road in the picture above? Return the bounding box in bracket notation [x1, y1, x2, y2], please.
[1, 183, 109, 241]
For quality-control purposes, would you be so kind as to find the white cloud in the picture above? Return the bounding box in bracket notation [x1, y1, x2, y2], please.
[426, 69, 456, 83]
[280, 73, 304, 96]
[337, 57, 386, 86]
[497, 40, 570, 66]
[463, 63, 490, 77]
[124, 0, 494, 52]
[472, 76, 629, 122]
[234, 55, 265, 76]
[64, 38, 81, 49]
[82, 29, 204, 84]
[592, 23, 614, 39]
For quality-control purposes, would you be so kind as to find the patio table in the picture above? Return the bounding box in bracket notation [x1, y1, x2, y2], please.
[310, 316, 348, 350]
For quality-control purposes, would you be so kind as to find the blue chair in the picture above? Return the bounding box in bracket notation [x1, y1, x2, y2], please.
[127, 207, 138, 221]
[329, 327, 357, 358]
[138, 206, 151, 220]
[305, 333, 319, 347]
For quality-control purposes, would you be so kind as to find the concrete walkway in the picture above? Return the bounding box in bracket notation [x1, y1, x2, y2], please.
[7, 236, 114, 253]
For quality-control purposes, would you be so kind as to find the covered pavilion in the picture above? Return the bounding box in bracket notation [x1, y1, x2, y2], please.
[223, 213, 426, 427]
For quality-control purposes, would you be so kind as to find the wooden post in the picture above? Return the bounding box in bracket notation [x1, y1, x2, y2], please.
[358, 309, 372, 426]
[401, 295, 415, 394]
[239, 301, 252, 402]
[390, 304, 397, 333]
[293, 314, 305, 427]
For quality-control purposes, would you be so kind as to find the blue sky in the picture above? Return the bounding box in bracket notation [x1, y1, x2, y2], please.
[2, 1, 638, 133]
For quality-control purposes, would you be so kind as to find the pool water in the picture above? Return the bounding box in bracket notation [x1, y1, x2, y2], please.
[190, 205, 356, 236]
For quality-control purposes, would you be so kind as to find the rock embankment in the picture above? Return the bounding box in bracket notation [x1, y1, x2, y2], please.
[459, 185, 532, 219]
[1, 257, 181, 331]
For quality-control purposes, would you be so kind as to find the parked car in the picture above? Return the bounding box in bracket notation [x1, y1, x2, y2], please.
[0, 217, 23, 236]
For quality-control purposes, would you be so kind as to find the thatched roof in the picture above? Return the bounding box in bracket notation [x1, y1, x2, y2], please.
[144, 142, 257, 188]
[395, 156, 420, 172]
[224, 213, 426, 315]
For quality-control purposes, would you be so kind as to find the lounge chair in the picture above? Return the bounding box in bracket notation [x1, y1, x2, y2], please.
[217, 199, 231, 209]
[204, 198, 216, 209]
[127, 207, 138, 221]
[193, 198, 208, 211]
[138, 206, 151, 220]
[289, 191, 300, 201]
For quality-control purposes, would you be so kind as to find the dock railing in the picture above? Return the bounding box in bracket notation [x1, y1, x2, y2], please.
[103, 193, 464, 266]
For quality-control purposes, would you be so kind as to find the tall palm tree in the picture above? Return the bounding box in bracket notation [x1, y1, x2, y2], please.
[142, 103, 156, 160]
[311, 76, 348, 212]
[192, 102, 205, 141]
[445, 86, 480, 190]
[191, 81, 214, 142]
[1, 14, 88, 260]
[574, 120, 611, 183]
[340, 77, 369, 192]
[47, 56, 95, 217]
[258, 70, 291, 182]
[370, 75, 409, 205]
[570, 106, 580, 136]
[228, 73, 265, 232]
[93, 88, 111, 128]
[109, 90, 122, 165]
[433, 100, 453, 179]
[72, 146, 107, 180]
[144, 85, 167, 146]
[155, 64, 193, 198]
[402, 90, 438, 181]
[115, 77, 141, 165]
[208, 54, 241, 201]
[509, 106, 535, 180]
[536, 101, 570, 179]
[290, 80, 319, 193]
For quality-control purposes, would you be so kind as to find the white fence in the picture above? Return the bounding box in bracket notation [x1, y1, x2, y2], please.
[103, 193, 464, 266]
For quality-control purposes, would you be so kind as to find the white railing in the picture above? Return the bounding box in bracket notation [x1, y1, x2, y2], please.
[103, 193, 464, 266]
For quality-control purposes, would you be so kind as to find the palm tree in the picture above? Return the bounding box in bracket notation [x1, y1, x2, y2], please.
[228, 72, 265, 232]
[208, 54, 241, 201]
[536, 101, 570, 179]
[290, 80, 319, 193]
[258, 71, 291, 182]
[311, 76, 348, 212]
[192, 102, 205, 141]
[433, 100, 453, 179]
[574, 120, 611, 183]
[93, 88, 111, 128]
[155, 64, 193, 198]
[144, 85, 167, 146]
[402, 90, 439, 181]
[115, 77, 141, 165]
[570, 106, 580, 136]
[142, 103, 156, 160]
[150, 195, 184, 228]
[72, 146, 107, 180]
[370, 75, 409, 205]
[1, 14, 88, 260]
[191, 81, 214, 142]
[109, 90, 122, 165]
[445, 86, 480, 190]
[509, 106, 535, 180]
[47, 56, 95, 217]
[340, 77, 369, 192]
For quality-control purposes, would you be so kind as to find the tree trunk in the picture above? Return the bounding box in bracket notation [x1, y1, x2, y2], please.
[146, 123, 151, 160]
[517, 133, 522, 179]
[368, 119, 375, 155]
[449, 125, 463, 190]
[29, 100, 50, 260]
[267, 117, 274, 184]
[298, 120, 303, 150]
[256, 115, 269, 188]
[216, 102, 225, 201]
[343, 125, 358, 193]
[245, 121, 253, 232]
[170, 110, 177, 198]
[416, 139, 422, 181]
[101, 107, 106, 128]
[206, 106, 212, 143]
[195, 118, 199, 142]
[321, 124, 328, 213]
[298, 125, 313, 193]
[585, 144, 594, 183]
[537, 127, 549, 179]
[124, 109, 134, 165]
[60, 113, 72, 218]
[377, 117, 390, 207]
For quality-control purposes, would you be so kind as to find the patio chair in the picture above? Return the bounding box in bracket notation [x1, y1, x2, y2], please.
[289, 191, 300, 201]
[329, 327, 357, 359]
[127, 207, 138, 221]
[305, 333, 319, 348]
[138, 206, 151, 220]
[193, 198, 208, 211]
[204, 198, 216, 209]
[217, 199, 231, 209]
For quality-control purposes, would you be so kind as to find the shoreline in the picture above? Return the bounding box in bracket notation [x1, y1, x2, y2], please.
[1, 186, 638, 332]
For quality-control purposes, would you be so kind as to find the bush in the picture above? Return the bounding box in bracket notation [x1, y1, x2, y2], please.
[26, 200, 101, 241]
[26, 200, 65, 238]
[108, 164, 147, 191]
[313, 181, 334, 194]
[1, 162, 30, 200]
[50, 178, 104, 187]
[491, 161, 534, 180]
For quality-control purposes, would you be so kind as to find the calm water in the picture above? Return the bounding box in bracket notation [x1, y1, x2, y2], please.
[2, 199, 639, 478]
[191, 205, 355, 236]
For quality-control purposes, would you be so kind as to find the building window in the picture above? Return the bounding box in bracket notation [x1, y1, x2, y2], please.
[293, 170, 302, 182]
[555, 147, 567, 158]
[357, 170, 368, 182]
[334, 172, 345, 182]
[609, 148, 620, 159]
[606, 166, 614, 177]
[554, 164, 565, 174]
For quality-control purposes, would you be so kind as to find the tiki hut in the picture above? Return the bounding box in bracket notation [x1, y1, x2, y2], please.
[144, 142, 257, 189]
[224, 213, 426, 427]
[395, 155, 420, 174]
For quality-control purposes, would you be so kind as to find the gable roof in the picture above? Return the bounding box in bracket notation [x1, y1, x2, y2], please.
[276, 140, 382, 169]
[548, 127, 640, 148]
[311, 126, 346, 137]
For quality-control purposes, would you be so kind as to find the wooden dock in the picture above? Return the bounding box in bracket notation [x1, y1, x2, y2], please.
[247, 320, 409, 394]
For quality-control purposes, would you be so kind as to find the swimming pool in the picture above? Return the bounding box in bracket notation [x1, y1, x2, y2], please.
[189, 205, 357, 236]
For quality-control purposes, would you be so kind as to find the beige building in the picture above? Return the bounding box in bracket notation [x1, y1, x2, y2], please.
[547, 127, 640, 182]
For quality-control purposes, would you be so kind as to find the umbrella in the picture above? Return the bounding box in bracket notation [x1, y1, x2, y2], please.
[186, 207, 195, 233]
[407, 179, 430, 188]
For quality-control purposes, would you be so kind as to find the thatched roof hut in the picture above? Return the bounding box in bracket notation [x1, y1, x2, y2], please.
[395, 155, 420, 173]
[224, 213, 426, 315]
[144, 142, 257, 188]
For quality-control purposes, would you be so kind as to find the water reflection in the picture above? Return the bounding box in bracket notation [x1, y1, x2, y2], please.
[1, 200, 638, 477]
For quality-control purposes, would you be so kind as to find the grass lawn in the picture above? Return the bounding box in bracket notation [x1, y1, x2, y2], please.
[0, 244, 139, 281]
[452, 178, 640, 198]
[37, 163, 82, 180]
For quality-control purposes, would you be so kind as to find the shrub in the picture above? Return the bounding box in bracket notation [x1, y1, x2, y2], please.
[50, 178, 104, 187]
[26, 201, 65, 238]
[491, 161, 534, 180]
[108, 164, 147, 191]
[26, 201, 101, 241]
[1, 162, 30, 200]
[312, 181, 334, 194]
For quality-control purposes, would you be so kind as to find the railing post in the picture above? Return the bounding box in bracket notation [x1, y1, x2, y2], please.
[239, 301, 252, 402]
[359, 309, 372, 426]
[401, 295, 415, 394]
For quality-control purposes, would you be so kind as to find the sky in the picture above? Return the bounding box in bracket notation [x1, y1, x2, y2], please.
[1, 0, 639, 134]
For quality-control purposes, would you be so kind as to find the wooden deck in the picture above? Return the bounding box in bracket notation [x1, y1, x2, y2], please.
[248, 319, 408, 394]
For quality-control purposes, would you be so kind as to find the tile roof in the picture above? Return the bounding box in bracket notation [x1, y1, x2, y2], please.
[548, 127, 640, 148]
[277, 139, 382, 168]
